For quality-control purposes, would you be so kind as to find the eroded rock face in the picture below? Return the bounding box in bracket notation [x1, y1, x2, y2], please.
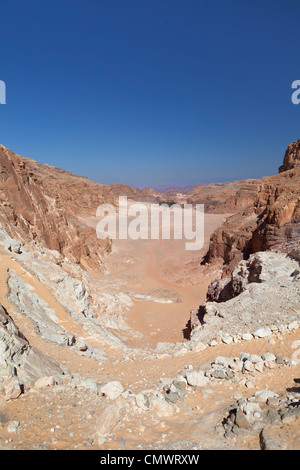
[279, 139, 300, 173]
[0, 303, 64, 387]
[0, 145, 113, 272]
[204, 140, 300, 272]
[183, 180, 261, 214]
[6, 270, 71, 347]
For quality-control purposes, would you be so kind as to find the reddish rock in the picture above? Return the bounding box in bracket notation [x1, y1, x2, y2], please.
[279, 138, 300, 172]
[203, 139, 300, 273]
[0, 145, 114, 271]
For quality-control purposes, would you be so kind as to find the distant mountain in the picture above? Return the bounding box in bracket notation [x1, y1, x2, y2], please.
[145, 183, 203, 194]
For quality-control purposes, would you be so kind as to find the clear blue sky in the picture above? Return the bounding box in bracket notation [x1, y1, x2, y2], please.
[1, 0, 300, 187]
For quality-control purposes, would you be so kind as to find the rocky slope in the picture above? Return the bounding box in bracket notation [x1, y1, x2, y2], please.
[0, 145, 117, 271]
[188, 249, 300, 343]
[0, 145, 163, 272]
[166, 179, 261, 214]
[0, 232, 299, 450]
[108, 184, 163, 203]
[203, 140, 300, 273]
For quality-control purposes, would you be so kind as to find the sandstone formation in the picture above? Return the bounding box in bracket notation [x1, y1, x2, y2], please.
[279, 138, 300, 172]
[0, 145, 116, 271]
[202, 140, 300, 272]
[170, 179, 261, 213]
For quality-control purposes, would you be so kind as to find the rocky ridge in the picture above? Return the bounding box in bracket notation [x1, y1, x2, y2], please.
[203, 140, 300, 272]
[0, 145, 162, 273]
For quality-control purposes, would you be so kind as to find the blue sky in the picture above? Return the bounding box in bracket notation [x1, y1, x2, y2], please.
[1, 0, 300, 187]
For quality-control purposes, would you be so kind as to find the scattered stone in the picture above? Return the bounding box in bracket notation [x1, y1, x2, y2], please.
[266, 408, 281, 425]
[234, 409, 250, 430]
[211, 369, 227, 380]
[253, 327, 272, 338]
[288, 321, 299, 331]
[150, 394, 174, 417]
[242, 333, 253, 341]
[99, 381, 124, 400]
[243, 360, 254, 373]
[5, 380, 22, 401]
[171, 381, 187, 400]
[266, 397, 280, 408]
[261, 352, 276, 362]
[249, 354, 263, 364]
[185, 370, 209, 388]
[95, 405, 120, 438]
[97, 437, 106, 446]
[135, 392, 150, 410]
[245, 380, 254, 389]
[164, 391, 179, 404]
[239, 400, 263, 422]
[191, 341, 206, 352]
[255, 390, 279, 402]
[221, 333, 233, 345]
[280, 406, 300, 424]
[278, 356, 290, 366]
[264, 361, 276, 369]
[254, 362, 264, 373]
[34, 376, 56, 389]
[260, 426, 287, 450]
[240, 352, 251, 362]
[7, 420, 20, 433]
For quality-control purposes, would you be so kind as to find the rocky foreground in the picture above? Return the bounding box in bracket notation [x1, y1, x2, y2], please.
[0, 141, 299, 450]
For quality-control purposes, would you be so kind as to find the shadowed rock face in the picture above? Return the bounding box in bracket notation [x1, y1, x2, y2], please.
[0, 145, 114, 271]
[203, 140, 300, 273]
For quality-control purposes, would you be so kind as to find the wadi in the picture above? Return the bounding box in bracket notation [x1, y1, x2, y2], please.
[0, 138, 299, 451]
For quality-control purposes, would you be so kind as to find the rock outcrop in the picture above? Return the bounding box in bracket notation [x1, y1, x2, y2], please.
[0, 145, 116, 271]
[279, 139, 300, 173]
[188, 250, 300, 343]
[203, 140, 300, 272]
[181, 179, 261, 214]
[0, 303, 64, 388]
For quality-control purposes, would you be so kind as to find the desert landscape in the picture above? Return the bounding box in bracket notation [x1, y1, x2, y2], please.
[1, 1, 300, 455]
[0, 139, 299, 451]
